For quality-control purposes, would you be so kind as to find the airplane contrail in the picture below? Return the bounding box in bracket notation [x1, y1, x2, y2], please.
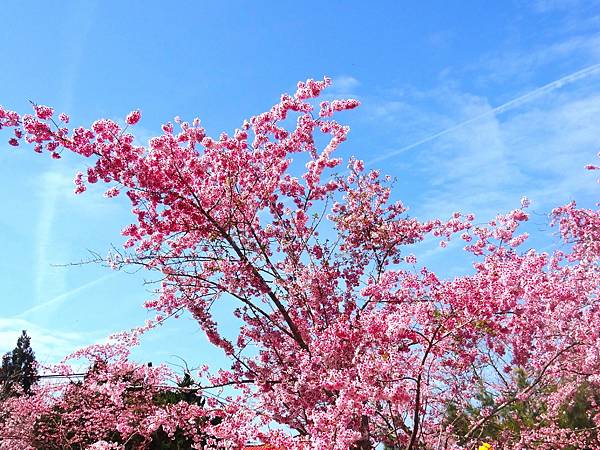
[369, 62, 600, 165]
[16, 274, 116, 318]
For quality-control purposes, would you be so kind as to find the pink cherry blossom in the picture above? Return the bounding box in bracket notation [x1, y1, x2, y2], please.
[0, 78, 598, 449]
[125, 109, 141, 125]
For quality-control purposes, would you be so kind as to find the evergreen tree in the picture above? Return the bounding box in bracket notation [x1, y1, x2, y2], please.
[0, 330, 38, 397]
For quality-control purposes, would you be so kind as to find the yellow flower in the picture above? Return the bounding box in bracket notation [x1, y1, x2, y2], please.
[478, 443, 492, 450]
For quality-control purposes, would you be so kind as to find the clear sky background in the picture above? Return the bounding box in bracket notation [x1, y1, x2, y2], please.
[0, 1, 599, 372]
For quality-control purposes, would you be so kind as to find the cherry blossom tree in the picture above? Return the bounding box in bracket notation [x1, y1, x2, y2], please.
[0, 78, 598, 449]
[0, 334, 223, 450]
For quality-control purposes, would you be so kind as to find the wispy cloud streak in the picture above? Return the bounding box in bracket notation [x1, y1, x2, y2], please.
[34, 172, 65, 305]
[18, 274, 115, 318]
[369, 62, 600, 164]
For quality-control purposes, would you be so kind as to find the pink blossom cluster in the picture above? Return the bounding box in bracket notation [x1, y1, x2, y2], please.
[0, 357, 218, 449]
[0, 79, 599, 449]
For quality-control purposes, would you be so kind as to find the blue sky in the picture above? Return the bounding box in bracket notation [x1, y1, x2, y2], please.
[0, 1, 599, 371]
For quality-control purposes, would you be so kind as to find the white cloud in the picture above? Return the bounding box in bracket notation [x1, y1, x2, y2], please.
[411, 90, 599, 221]
[34, 171, 72, 306]
[532, 0, 597, 13]
[17, 273, 116, 319]
[0, 318, 99, 366]
[31, 164, 125, 308]
[59, 1, 97, 113]
[470, 34, 600, 85]
[331, 75, 360, 95]
[368, 62, 600, 167]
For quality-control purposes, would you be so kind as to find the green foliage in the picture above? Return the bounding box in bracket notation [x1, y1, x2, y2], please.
[0, 330, 38, 398]
[444, 369, 548, 445]
[557, 381, 598, 430]
[151, 372, 205, 449]
[445, 368, 599, 447]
